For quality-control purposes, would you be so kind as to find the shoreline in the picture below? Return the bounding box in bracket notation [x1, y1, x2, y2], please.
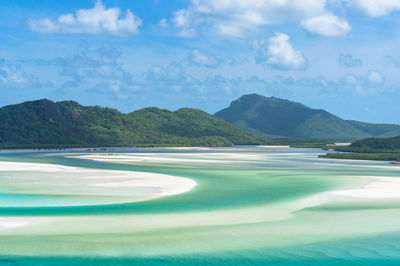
[0, 143, 248, 151]
[290, 175, 400, 213]
[0, 161, 197, 207]
[0, 145, 302, 153]
[330, 176, 400, 199]
[319, 153, 400, 164]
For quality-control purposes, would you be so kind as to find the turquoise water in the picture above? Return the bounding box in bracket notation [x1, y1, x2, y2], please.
[0, 146, 399, 265]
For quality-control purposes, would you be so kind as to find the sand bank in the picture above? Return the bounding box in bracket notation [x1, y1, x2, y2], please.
[256, 145, 290, 148]
[73, 152, 298, 165]
[90, 171, 196, 196]
[331, 176, 400, 199]
[0, 161, 197, 205]
[0, 217, 54, 231]
[290, 175, 400, 212]
[73, 153, 264, 164]
[0, 161, 73, 172]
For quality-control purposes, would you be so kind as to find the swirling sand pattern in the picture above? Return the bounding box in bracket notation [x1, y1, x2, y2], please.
[0, 146, 399, 265]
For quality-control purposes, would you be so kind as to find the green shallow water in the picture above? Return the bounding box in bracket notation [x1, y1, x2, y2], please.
[0, 146, 399, 265]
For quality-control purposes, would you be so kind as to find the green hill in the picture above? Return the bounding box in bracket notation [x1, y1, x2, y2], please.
[320, 136, 400, 162]
[346, 120, 400, 138]
[350, 135, 400, 150]
[0, 99, 266, 148]
[215, 94, 400, 141]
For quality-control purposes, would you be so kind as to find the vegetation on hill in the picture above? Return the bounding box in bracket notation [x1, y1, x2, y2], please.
[215, 94, 400, 140]
[0, 99, 267, 148]
[346, 121, 400, 138]
[320, 152, 400, 161]
[319, 135, 400, 162]
[350, 135, 400, 150]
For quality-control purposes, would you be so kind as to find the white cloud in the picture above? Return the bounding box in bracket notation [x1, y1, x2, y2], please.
[146, 63, 190, 83]
[172, 9, 197, 37]
[367, 70, 384, 84]
[256, 33, 306, 70]
[28, 0, 142, 36]
[172, 9, 191, 28]
[0, 66, 25, 85]
[177, 28, 197, 38]
[169, 0, 400, 38]
[141, 63, 203, 94]
[189, 50, 220, 68]
[301, 14, 351, 36]
[37, 44, 136, 99]
[0, 58, 47, 89]
[171, 0, 328, 37]
[216, 24, 243, 38]
[340, 70, 385, 95]
[0, 59, 27, 85]
[348, 0, 400, 17]
[159, 18, 168, 27]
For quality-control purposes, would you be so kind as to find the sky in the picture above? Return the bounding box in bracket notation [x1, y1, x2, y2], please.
[1, 0, 400, 123]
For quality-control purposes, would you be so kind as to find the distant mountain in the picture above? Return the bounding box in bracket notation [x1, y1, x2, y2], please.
[346, 120, 400, 138]
[0, 99, 266, 148]
[215, 94, 400, 140]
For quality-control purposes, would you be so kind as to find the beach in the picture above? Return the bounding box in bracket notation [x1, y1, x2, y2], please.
[0, 160, 197, 207]
[0, 147, 399, 264]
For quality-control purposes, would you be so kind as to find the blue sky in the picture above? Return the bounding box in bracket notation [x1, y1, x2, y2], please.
[1, 0, 400, 123]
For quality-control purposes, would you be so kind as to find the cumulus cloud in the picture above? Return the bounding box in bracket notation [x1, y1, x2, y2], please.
[0, 59, 25, 85]
[168, 0, 400, 37]
[37, 44, 135, 99]
[0, 58, 44, 88]
[172, 9, 198, 37]
[348, 0, 400, 17]
[170, 0, 330, 37]
[301, 14, 351, 36]
[146, 63, 190, 83]
[142, 64, 271, 98]
[259, 71, 388, 99]
[256, 33, 306, 70]
[338, 54, 363, 67]
[341, 70, 385, 95]
[172, 9, 191, 28]
[189, 50, 221, 68]
[45, 45, 128, 81]
[141, 62, 206, 94]
[28, 0, 142, 36]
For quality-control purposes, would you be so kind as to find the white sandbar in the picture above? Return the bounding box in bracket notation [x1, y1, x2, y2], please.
[0, 161, 197, 204]
[331, 176, 400, 199]
[0, 217, 54, 231]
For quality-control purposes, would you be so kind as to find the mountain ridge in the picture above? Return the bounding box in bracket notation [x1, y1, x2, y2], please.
[215, 94, 400, 140]
[0, 99, 266, 148]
